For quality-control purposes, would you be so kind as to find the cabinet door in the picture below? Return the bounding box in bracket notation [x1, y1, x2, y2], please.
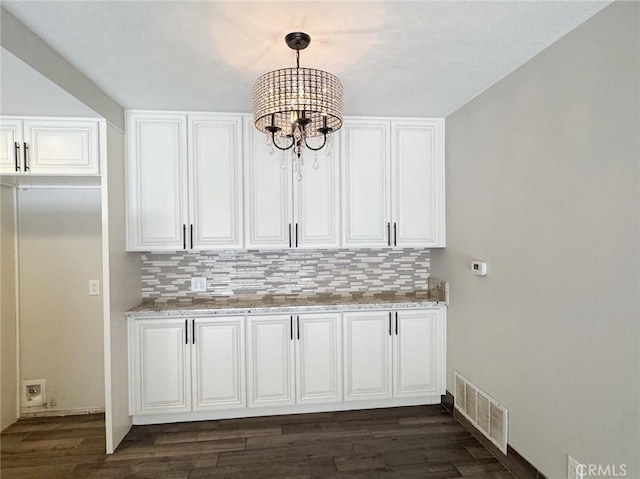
[293, 136, 340, 248]
[192, 317, 246, 411]
[188, 115, 243, 249]
[391, 119, 445, 247]
[0, 118, 23, 174]
[246, 315, 295, 407]
[343, 311, 392, 401]
[126, 112, 188, 251]
[244, 117, 292, 248]
[295, 313, 342, 404]
[341, 119, 391, 247]
[393, 309, 443, 398]
[133, 319, 190, 415]
[22, 120, 100, 175]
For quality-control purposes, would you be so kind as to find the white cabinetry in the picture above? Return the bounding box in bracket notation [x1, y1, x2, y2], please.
[130, 306, 445, 424]
[343, 308, 445, 402]
[131, 318, 191, 415]
[244, 117, 340, 249]
[341, 119, 390, 247]
[393, 309, 444, 397]
[246, 312, 342, 407]
[192, 318, 246, 411]
[342, 117, 445, 247]
[296, 313, 342, 404]
[0, 117, 100, 175]
[246, 315, 296, 407]
[343, 311, 392, 400]
[130, 316, 246, 416]
[126, 111, 243, 251]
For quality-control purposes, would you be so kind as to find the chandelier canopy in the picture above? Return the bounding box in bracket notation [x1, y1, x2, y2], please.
[253, 32, 343, 169]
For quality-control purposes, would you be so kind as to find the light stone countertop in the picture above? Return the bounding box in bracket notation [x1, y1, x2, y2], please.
[126, 287, 448, 319]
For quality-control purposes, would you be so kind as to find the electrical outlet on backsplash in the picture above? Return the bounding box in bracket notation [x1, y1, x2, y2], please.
[141, 248, 431, 301]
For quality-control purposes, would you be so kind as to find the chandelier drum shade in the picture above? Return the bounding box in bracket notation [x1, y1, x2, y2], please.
[253, 32, 343, 176]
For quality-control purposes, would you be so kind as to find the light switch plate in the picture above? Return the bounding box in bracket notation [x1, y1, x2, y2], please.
[89, 280, 100, 296]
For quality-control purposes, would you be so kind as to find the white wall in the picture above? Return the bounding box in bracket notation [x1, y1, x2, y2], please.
[431, 2, 639, 477]
[18, 187, 104, 413]
[0, 185, 18, 430]
[102, 124, 141, 452]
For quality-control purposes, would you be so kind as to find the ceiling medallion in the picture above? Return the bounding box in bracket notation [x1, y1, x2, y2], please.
[253, 32, 343, 180]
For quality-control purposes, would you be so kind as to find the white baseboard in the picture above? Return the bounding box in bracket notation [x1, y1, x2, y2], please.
[20, 406, 105, 418]
[133, 396, 442, 425]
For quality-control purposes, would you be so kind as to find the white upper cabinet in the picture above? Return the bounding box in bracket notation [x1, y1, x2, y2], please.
[188, 115, 243, 249]
[0, 119, 23, 173]
[341, 119, 391, 247]
[342, 117, 445, 248]
[125, 111, 443, 251]
[127, 112, 188, 251]
[391, 119, 445, 247]
[0, 117, 100, 176]
[126, 111, 243, 251]
[244, 117, 340, 249]
[243, 117, 293, 249]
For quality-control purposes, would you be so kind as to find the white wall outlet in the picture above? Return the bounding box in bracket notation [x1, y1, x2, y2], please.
[21, 379, 46, 408]
[88, 279, 100, 296]
[568, 455, 585, 479]
[191, 277, 207, 292]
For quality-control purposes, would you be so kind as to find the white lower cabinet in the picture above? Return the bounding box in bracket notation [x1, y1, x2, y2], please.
[246, 312, 342, 408]
[130, 316, 245, 415]
[246, 315, 296, 407]
[295, 313, 342, 404]
[344, 308, 445, 402]
[192, 318, 246, 411]
[132, 318, 191, 415]
[130, 307, 444, 423]
[343, 311, 393, 400]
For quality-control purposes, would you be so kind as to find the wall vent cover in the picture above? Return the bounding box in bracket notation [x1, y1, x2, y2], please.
[454, 370, 508, 453]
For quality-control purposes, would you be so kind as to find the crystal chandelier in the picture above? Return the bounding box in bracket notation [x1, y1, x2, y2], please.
[253, 32, 343, 180]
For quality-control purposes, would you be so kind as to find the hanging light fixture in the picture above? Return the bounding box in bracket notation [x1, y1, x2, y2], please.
[253, 32, 343, 179]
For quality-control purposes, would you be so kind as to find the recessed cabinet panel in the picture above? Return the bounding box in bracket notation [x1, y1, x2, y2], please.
[294, 137, 341, 248]
[296, 313, 342, 404]
[127, 113, 188, 250]
[393, 310, 439, 397]
[343, 311, 392, 400]
[0, 119, 23, 174]
[193, 318, 245, 410]
[23, 120, 99, 175]
[189, 116, 243, 249]
[135, 319, 190, 414]
[392, 120, 445, 247]
[342, 120, 390, 247]
[247, 315, 295, 407]
[244, 119, 292, 248]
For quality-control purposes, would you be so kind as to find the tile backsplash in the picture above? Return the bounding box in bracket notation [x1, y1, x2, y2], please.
[142, 249, 430, 301]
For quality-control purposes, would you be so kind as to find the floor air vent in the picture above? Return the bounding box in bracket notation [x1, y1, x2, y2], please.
[454, 371, 508, 454]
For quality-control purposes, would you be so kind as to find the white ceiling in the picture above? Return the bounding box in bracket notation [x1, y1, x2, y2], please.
[2, 1, 610, 117]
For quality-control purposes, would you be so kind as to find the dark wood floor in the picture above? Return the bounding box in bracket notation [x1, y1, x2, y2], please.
[1, 405, 515, 478]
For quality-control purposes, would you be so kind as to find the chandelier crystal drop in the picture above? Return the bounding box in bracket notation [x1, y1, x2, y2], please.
[253, 32, 343, 179]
